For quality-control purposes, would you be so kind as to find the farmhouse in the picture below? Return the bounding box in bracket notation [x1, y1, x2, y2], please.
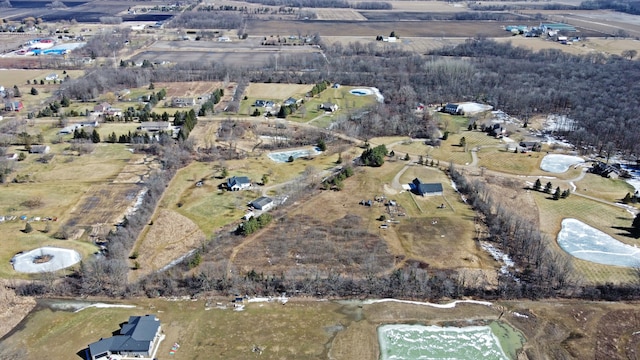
[88, 315, 162, 360]
[29, 145, 50, 154]
[4, 101, 23, 112]
[172, 97, 196, 107]
[93, 102, 111, 113]
[227, 176, 251, 191]
[319, 102, 339, 112]
[411, 178, 443, 196]
[138, 122, 172, 132]
[251, 196, 274, 211]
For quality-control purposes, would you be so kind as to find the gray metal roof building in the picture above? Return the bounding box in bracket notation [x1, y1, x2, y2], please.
[88, 315, 161, 360]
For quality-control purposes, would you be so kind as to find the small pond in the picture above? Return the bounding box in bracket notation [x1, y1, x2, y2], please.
[557, 218, 640, 267]
[540, 154, 584, 173]
[268, 147, 320, 163]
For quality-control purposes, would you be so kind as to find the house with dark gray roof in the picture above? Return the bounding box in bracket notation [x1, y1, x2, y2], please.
[88, 315, 162, 360]
[250, 196, 274, 211]
[227, 176, 251, 191]
[411, 178, 443, 196]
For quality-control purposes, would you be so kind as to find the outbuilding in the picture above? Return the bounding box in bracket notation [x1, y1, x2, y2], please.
[251, 196, 274, 211]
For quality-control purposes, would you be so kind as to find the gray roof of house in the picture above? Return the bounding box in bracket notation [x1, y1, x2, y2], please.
[412, 178, 443, 194]
[228, 176, 250, 187]
[251, 196, 273, 208]
[88, 315, 160, 357]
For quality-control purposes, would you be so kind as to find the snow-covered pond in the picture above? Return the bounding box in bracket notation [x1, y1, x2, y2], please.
[11, 247, 81, 273]
[378, 324, 509, 360]
[557, 218, 640, 267]
[268, 147, 321, 163]
[540, 154, 584, 173]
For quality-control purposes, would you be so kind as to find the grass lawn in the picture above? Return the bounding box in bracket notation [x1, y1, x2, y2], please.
[477, 147, 543, 174]
[574, 173, 636, 204]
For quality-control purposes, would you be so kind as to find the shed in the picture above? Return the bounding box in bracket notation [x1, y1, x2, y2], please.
[251, 196, 274, 211]
[29, 145, 50, 154]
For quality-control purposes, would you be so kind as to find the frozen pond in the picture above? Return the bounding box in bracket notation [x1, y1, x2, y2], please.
[378, 324, 509, 360]
[11, 246, 81, 273]
[557, 218, 640, 267]
[349, 88, 373, 96]
[540, 154, 584, 173]
[268, 147, 320, 163]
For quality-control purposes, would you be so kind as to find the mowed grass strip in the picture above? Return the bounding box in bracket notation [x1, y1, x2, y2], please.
[574, 173, 636, 204]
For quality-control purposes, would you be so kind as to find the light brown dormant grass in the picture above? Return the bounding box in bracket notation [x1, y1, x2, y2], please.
[131, 209, 206, 280]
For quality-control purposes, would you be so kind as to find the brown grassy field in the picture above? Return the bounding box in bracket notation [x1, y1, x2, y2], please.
[245, 83, 314, 100]
[131, 209, 206, 280]
[314, 8, 367, 21]
[3, 297, 640, 360]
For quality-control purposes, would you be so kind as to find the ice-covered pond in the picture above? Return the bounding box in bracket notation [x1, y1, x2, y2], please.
[268, 147, 321, 163]
[540, 154, 584, 173]
[11, 247, 81, 273]
[378, 324, 509, 360]
[557, 218, 640, 267]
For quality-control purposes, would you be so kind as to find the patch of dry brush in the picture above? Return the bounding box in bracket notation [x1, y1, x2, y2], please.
[233, 214, 394, 277]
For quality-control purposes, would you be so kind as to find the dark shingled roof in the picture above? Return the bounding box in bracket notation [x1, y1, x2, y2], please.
[412, 178, 443, 195]
[89, 315, 160, 358]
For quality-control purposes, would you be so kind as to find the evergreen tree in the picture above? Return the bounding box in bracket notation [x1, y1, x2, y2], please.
[544, 181, 553, 194]
[30, 87, 38, 95]
[108, 132, 117, 143]
[623, 192, 632, 204]
[61, 95, 71, 107]
[91, 129, 100, 143]
[633, 213, 640, 235]
[533, 178, 542, 191]
[317, 138, 327, 152]
[13, 85, 21, 97]
[553, 186, 561, 200]
[459, 136, 466, 147]
[23, 222, 33, 233]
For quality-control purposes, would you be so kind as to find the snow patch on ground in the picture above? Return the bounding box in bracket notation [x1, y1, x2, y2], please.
[540, 154, 584, 173]
[371, 87, 384, 103]
[363, 298, 492, 308]
[11, 247, 81, 273]
[558, 218, 640, 267]
[480, 242, 519, 281]
[74, 303, 136, 313]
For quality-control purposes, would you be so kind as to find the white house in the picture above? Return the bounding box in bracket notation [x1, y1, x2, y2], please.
[227, 176, 251, 191]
